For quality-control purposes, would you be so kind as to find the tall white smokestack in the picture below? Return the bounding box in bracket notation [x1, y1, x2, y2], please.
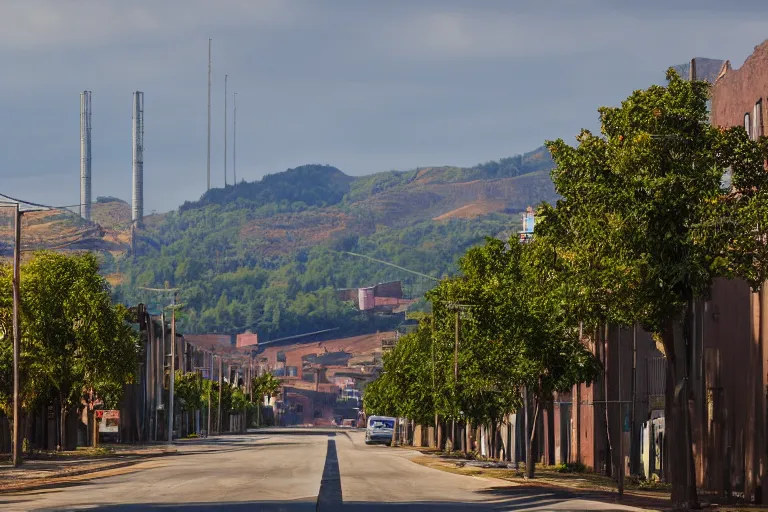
[132, 91, 144, 226]
[80, 91, 92, 220]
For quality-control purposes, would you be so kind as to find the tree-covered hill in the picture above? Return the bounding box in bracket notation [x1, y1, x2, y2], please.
[4, 147, 558, 342]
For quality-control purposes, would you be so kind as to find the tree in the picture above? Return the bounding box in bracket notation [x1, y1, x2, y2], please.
[428, 237, 600, 473]
[536, 70, 768, 507]
[251, 372, 281, 426]
[20, 252, 139, 450]
[175, 371, 204, 413]
[363, 324, 437, 427]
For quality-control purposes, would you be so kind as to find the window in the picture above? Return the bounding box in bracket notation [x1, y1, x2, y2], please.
[745, 112, 752, 138]
[755, 100, 763, 139]
[369, 419, 394, 429]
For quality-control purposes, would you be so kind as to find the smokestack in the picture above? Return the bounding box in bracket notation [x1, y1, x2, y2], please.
[80, 91, 92, 220]
[132, 91, 144, 226]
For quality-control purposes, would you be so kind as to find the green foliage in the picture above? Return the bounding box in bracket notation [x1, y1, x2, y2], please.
[230, 386, 251, 413]
[116, 211, 514, 340]
[556, 462, 587, 473]
[0, 252, 139, 421]
[174, 371, 204, 412]
[537, 69, 768, 331]
[364, 234, 601, 432]
[363, 324, 437, 425]
[428, 237, 600, 426]
[534, 69, 768, 504]
[251, 372, 281, 402]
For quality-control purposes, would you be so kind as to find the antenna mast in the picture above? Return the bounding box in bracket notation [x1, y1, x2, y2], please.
[233, 92, 237, 185]
[224, 74, 228, 187]
[207, 38, 212, 192]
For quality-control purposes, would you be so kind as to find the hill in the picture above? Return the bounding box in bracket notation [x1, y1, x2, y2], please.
[115, 147, 557, 339]
[0, 146, 558, 342]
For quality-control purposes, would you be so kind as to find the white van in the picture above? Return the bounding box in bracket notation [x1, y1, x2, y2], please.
[365, 416, 395, 446]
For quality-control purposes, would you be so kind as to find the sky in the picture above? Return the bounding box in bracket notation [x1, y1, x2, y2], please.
[1, 0, 767, 213]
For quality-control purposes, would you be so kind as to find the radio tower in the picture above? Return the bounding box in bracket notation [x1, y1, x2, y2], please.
[207, 38, 212, 191]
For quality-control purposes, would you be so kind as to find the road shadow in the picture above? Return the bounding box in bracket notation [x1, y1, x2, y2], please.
[21, 500, 319, 511]
[0, 498, 650, 511]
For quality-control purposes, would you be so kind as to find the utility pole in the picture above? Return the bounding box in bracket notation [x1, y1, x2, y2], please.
[11, 204, 20, 467]
[207, 38, 212, 192]
[233, 92, 237, 185]
[524, 386, 531, 478]
[224, 74, 228, 187]
[207, 353, 213, 436]
[432, 315, 438, 449]
[618, 326, 624, 497]
[139, 287, 179, 442]
[453, 310, 459, 449]
[218, 355, 223, 433]
[442, 302, 474, 451]
[167, 296, 179, 444]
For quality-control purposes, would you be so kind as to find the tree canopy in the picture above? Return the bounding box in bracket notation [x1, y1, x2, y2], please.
[536, 69, 768, 507]
[0, 252, 140, 449]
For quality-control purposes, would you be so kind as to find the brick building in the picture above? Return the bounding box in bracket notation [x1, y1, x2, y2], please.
[704, 41, 768, 501]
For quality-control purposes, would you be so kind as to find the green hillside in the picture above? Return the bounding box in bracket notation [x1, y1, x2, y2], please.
[111, 147, 557, 341]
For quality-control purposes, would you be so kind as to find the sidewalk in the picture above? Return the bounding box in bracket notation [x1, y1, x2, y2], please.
[0, 444, 177, 494]
[401, 447, 682, 511]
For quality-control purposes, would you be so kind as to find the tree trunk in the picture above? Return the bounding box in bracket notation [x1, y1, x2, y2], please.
[59, 400, 66, 452]
[526, 400, 540, 478]
[661, 318, 699, 509]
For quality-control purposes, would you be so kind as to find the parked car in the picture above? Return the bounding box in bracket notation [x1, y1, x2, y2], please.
[365, 415, 395, 446]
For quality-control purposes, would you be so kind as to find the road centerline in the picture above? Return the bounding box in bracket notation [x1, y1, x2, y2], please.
[316, 435, 342, 511]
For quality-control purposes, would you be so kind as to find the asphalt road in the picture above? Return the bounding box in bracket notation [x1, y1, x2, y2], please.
[0, 429, 649, 511]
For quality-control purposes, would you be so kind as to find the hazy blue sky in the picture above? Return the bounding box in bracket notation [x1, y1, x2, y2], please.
[1, 0, 767, 212]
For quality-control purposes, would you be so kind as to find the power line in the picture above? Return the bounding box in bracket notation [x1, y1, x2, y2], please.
[0, 192, 91, 213]
[341, 251, 440, 282]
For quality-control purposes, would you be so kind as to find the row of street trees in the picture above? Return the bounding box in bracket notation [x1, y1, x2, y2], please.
[0, 251, 140, 456]
[364, 71, 768, 509]
[172, 368, 282, 433]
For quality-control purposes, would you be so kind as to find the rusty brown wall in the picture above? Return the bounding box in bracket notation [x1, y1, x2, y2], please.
[711, 40, 768, 132]
[700, 278, 752, 492]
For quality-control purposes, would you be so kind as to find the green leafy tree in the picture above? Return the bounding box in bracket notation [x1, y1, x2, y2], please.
[251, 372, 281, 426]
[536, 70, 768, 506]
[20, 252, 139, 450]
[174, 371, 204, 413]
[363, 324, 437, 426]
[428, 237, 600, 472]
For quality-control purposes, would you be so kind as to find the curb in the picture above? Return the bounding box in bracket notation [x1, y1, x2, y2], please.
[410, 453, 673, 510]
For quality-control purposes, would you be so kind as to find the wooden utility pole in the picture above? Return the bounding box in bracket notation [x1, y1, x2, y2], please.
[453, 311, 459, 450]
[11, 204, 21, 466]
[524, 386, 531, 478]
[432, 315, 438, 449]
[618, 326, 624, 497]
[167, 299, 177, 443]
[207, 353, 213, 436]
[218, 356, 223, 433]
